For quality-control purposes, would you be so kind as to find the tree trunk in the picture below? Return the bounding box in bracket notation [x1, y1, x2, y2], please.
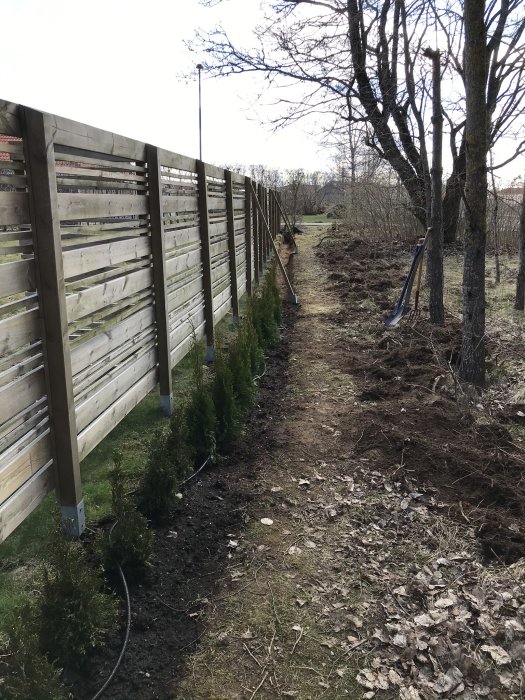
[461, 0, 488, 387]
[514, 179, 525, 309]
[442, 144, 466, 245]
[425, 48, 445, 324]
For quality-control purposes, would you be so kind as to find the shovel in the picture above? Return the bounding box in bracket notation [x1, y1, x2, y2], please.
[384, 235, 427, 329]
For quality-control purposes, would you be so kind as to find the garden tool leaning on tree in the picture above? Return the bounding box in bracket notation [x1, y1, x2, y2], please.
[384, 231, 429, 329]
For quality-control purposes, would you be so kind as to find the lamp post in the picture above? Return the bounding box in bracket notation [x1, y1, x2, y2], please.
[197, 63, 203, 161]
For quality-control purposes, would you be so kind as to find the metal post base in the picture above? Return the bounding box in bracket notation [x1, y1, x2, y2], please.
[288, 292, 299, 305]
[232, 315, 240, 327]
[61, 500, 86, 538]
[206, 344, 215, 363]
[160, 393, 173, 416]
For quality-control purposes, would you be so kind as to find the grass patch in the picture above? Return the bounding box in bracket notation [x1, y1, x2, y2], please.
[299, 213, 332, 224]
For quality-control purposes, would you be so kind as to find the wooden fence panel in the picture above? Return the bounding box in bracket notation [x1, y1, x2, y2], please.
[0, 99, 282, 541]
[0, 115, 54, 542]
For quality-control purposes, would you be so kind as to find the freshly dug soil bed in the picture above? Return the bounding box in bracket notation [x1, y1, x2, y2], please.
[317, 235, 525, 564]
[73, 310, 297, 700]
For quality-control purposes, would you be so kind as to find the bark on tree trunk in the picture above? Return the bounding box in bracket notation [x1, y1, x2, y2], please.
[443, 144, 466, 245]
[461, 0, 488, 387]
[425, 48, 445, 324]
[514, 180, 525, 309]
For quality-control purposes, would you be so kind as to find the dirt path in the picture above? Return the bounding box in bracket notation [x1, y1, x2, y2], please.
[90, 228, 525, 700]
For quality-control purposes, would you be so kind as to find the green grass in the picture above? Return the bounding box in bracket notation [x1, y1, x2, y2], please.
[298, 213, 332, 223]
[0, 310, 243, 628]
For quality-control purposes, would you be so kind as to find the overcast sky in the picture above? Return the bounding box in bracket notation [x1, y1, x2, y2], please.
[1, 0, 522, 184]
[1, 0, 332, 172]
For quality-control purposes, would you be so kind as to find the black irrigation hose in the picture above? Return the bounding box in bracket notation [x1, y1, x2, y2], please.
[89, 522, 131, 700]
[89, 358, 268, 697]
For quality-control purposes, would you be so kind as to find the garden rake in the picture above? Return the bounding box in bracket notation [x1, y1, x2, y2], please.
[384, 233, 428, 329]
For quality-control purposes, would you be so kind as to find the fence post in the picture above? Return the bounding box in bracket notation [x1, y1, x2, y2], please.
[258, 183, 265, 269]
[147, 144, 173, 415]
[225, 170, 240, 322]
[197, 160, 215, 361]
[244, 176, 253, 295]
[252, 182, 260, 286]
[22, 107, 85, 536]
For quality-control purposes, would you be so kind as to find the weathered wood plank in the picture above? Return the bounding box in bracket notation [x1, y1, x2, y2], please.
[0, 367, 46, 426]
[157, 149, 197, 174]
[66, 266, 152, 322]
[62, 236, 151, 279]
[167, 277, 204, 315]
[0, 309, 40, 355]
[57, 193, 148, 221]
[0, 431, 52, 505]
[161, 195, 199, 213]
[225, 169, 239, 320]
[212, 259, 230, 285]
[196, 161, 215, 355]
[23, 107, 83, 522]
[70, 306, 155, 376]
[0, 192, 30, 226]
[164, 225, 200, 251]
[147, 144, 172, 415]
[77, 368, 157, 460]
[165, 248, 201, 280]
[0, 258, 35, 297]
[75, 347, 157, 433]
[47, 112, 146, 161]
[0, 458, 54, 543]
[244, 176, 253, 295]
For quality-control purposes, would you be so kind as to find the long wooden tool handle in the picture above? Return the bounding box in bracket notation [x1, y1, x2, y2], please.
[271, 190, 298, 251]
[251, 183, 298, 304]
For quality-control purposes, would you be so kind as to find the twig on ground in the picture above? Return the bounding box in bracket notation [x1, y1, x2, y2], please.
[243, 642, 263, 668]
[267, 581, 282, 627]
[248, 669, 269, 700]
[291, 626, 304, 654]
[459, 501, 471, 524]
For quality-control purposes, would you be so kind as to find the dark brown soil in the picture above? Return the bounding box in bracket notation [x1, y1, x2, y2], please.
[73, 232, 525, 699]
[316, 235, 525, 565]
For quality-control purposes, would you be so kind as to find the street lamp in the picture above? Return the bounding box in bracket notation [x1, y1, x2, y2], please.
[196, 63, 203, 161]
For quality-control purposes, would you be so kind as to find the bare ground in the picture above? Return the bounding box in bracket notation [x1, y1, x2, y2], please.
[82, 227, 525, 700]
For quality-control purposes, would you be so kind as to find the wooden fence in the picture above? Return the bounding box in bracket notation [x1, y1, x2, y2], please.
[0, 100, 281, 542]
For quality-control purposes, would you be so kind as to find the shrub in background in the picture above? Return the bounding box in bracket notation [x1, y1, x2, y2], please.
[213, 339, 241, 451]
[249, 268, 281, 351]
[0, 602, 67, 700]
[39, 509, 118, 669]
[106, 452, 153, 580]
[137, 405, 193, 524]
[186, 334, 216, 467]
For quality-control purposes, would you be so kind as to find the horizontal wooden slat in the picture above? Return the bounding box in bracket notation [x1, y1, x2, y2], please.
[0, 192, 30, 225]
[66, 266, 152, 322]
[75, 347, 157, 433]
[48, 112, 146, 161]
[210, 239, 229, 258]
[0, 309, 40, 355]
[55, 165, 147, 183]
[205, 163, 226, 180]
[164, 225, 200, 251]
[157, 149, 197, 173]
[0, 100, 22, 137]
[162, 195, 199, 213]
[0, 258, 35, 297]
[58, 193, 148, 221]
[0, 367, 46, 426]
[165, 248, 201, 279]
[168, 277, 204, 314]
[0, 457, 54, 543]
[63, 236, 151, 279]
[209, 221, 228, 238]
[0, 431, 52, 505]
[212, 259, 230, 284]
[77, 367, 157, 459]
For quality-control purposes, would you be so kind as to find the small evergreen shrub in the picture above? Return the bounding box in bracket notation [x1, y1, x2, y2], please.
[213, 340, 241, 450]
[137, 406, 193, 524]
[106, 453, 153, 580]
[228, 319, 258, 411]
[0, 602, 67, 700]
[39, 509, 118, 669]
[186, 334, 216, 467]
[244, 308, 265, 377]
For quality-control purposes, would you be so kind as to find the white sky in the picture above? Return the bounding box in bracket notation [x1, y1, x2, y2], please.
[0, 0, 331, 172]
[1, 0, 522, 184]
